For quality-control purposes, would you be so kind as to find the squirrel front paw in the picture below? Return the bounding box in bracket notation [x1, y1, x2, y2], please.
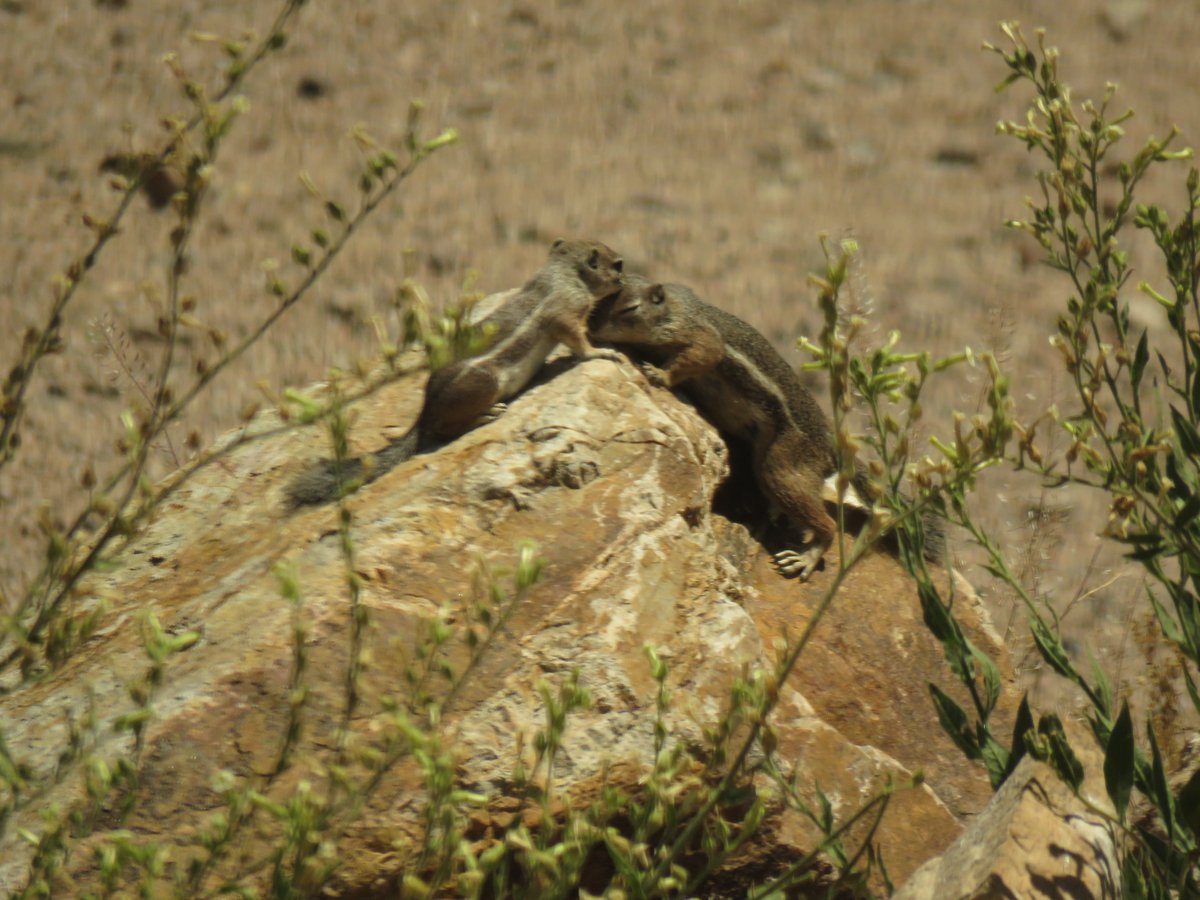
[773, 546, 825, 581]
[638, 362, 670, 388]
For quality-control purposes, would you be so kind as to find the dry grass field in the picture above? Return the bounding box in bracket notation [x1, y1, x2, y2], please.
[2, 0, 1199, 712]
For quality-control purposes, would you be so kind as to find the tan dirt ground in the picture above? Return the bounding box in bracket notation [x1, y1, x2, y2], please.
[1, 0, 1197, 723]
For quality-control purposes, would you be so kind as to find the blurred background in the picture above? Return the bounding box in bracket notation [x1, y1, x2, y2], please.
[2, 0, 1198, 710]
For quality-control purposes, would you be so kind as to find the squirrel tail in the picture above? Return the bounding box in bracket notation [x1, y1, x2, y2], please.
[846, 465, 944, 564]
[286, 426, 421, 507]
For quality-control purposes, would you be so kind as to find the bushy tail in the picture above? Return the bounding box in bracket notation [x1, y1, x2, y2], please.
[286, 427, 421, 507]
[832, 465, 944, 563]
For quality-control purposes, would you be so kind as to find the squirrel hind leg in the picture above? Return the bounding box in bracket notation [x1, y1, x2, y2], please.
[421, 364, 502, 440]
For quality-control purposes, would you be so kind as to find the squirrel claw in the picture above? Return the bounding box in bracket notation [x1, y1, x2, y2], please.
[473, 403, 508, 427]
[773, 547, 824, 581]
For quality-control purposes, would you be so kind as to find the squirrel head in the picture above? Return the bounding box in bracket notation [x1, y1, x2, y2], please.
[549, 238, 623, 298]
[589, 277, 673, 342]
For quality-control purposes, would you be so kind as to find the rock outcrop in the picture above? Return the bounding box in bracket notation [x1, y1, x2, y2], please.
[0, 350, 1026, 895]
[895, 720, 1119, 899]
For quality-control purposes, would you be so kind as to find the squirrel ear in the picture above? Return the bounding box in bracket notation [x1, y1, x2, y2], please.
[551, 238, 565, 251]
[650, 283, 666, 304]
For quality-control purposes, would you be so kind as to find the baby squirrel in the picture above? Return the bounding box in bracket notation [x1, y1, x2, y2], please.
[287, 238, 624, 507]
[591, 276, 877, 580]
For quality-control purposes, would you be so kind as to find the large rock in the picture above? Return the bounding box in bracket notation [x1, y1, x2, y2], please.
[0, 350, 1018, 895]
[895, 720, 1120, 899]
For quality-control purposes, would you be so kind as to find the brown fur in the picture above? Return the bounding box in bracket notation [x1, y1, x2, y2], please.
[287, 239, 624, 506]
[591, 276, 844, 579]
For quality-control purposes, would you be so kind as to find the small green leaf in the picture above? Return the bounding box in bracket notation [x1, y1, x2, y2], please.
[917, 581, 954, 640]
[1088, 649, 1113, 720]
[1170, 406, 1200, 457]
[1156, 350, 1173, 383]
[1029, 616, 1078, 681]
[1182, 663, 1200, 715]
[168, 630, 200, 653]
[929, 684, 980, 760]
[1121, 851, 1149, 900]
[1146, 723, 1175, 844]
[979, 734, 1010, 790]
[815, 783, 834, 831]
[1038, 714, 1084, 792]
[1190, 365, 1200, 420]
[114, 708, 153, 732]
[993, 71, 1022, 93]
[1104, 702, 1134, 821]
[1148, 590, 1184, 644]
[1006, 692, 1035, 781]
[918, 582, 973, 681]
[1178, 767, 1200, 839]
[972, 643, 1003, 715]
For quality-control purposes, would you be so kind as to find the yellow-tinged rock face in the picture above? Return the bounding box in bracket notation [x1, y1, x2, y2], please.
[0, 345, 1021, 896]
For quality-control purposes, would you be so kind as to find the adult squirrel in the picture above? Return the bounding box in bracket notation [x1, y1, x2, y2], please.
[287, 238, 624, 507]
[591, 276, 938, 579]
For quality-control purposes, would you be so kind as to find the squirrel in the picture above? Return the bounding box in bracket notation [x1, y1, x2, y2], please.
[590, 276, 936, 580]
[287, 238, 625, 507]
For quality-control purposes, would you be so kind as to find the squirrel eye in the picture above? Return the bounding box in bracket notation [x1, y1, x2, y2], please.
[651, 285, 666, 304]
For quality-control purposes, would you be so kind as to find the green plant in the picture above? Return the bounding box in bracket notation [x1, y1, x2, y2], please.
[863, 21, 1200, 898]
[0, 1, 464, 894]
[990, 22, 1199, 894]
